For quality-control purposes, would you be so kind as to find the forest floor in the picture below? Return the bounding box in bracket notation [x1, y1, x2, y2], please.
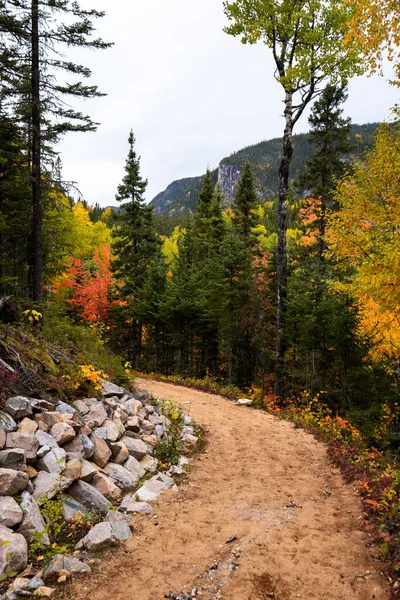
[65, 379, 386, 600]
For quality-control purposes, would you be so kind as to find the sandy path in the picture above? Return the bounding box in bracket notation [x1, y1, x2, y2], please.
[65, 379, 386, 600]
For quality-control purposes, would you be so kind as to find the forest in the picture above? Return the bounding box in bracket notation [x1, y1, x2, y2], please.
[0, 0, 400, 596]
[0, 0, 399, 449]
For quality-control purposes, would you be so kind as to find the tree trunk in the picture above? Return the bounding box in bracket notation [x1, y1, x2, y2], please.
[275, 91, 293, 402]
[31, 0, 43, 302]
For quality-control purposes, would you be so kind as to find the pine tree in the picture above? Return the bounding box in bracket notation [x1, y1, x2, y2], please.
[233, 161, 259, 244]
[0, 0, 111, 301]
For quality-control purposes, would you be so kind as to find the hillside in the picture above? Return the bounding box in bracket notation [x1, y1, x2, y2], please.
[150, 122, 380, 215]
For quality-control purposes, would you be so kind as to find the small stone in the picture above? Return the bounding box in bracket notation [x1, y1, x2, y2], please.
[104, 462, 139, 490]
[26, 466, 38, 479]
[58, 575, 67, 583]
[33, 585, 56, 597]
[0, 497, 23, 527]
[18, 418, 38, 435]
[6, 433, 39, 463]
[4, 397, 33, 419]
[0, 524, 28, 576]
[63, 435, 94, 460]
[36, 447, 67, 474]
[237, 398, 253, 406]
[121, 436, 148, 460]
[50, 422, 75, 446]
[101, 381, 126, 397]
[62, 459, 82, 481]
[92, 472, 122, 501]
[90, 435, 112, 468]
[35, 430, 58, 450]
[79, 459, 98, 482]
[181, 434, 198, 446]
[17, 491, 50, 545]
[124, 456, 146, 480]
[43, 554, 91, 581]
[0, 429, 5, 449]
[0, 468, 29, 495]
[125, 416, 140, 433]
[119, 497, 154, 516]
[0, 448, 26, 471]
[143, 434, 158, 447]
[76, 521, 118, 551]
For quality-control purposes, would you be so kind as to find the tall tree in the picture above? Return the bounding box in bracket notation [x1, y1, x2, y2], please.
[298, 83, 353, 257]
[1, 0, 111, 301]
[223, 0, 363, 400]
[233, 161, 259, 245]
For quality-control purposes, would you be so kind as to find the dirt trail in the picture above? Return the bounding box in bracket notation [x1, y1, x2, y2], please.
[66, 379, 386, 600]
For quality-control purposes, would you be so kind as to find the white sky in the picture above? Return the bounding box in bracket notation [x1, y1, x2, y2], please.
[58, 0, 399, 207]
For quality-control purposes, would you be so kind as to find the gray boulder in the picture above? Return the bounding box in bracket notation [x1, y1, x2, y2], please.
[124, 456, 146, 480]
[121, 436, 148, 460]
[60, 495, 89, 521]
[0, 468, 29, 496]
[103, 463, 139, 490]
[139, 455, 158, 473]
[79, 459, 98, 482]
[55, 401, 77, 416]
[17, 491, 50, 545]
[63, 434, 94, 460]
[4, 397, 33, 420]
[92, 472, 122, 501]
[36, 447, 67, 475]
[0, 497, 23, 528]
[32, 471, 70, 504]
[90, 435, 112, 468]
[68, 480, 109, 514]
[83, 403, 108, 429]
[76, 521, 118, 551]
[119, 497, 154, 516]
[0, 448, 26, 471]
[101, 381, 126, 398]
[35, 430, 58, 449]
[104, 511, 132, 541]
[0, 524, 28, 576]
[6, 433, 39, 463]
[50, 422, 75, 446]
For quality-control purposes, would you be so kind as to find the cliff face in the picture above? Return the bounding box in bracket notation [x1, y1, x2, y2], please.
[217, 164, 242, 206]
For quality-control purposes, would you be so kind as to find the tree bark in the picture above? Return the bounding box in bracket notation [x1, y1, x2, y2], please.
[31, 0, 43, 302]
[275, 91, 293, 402]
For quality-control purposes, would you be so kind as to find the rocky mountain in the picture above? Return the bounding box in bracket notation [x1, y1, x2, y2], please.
[150, 123, 381, 215]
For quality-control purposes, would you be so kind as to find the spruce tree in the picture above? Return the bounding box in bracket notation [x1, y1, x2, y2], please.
[233, 161, 259, 244]
[112, 131, 166, 365]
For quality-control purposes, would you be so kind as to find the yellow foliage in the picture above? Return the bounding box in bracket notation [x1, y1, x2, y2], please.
[328, 124, 400, 361]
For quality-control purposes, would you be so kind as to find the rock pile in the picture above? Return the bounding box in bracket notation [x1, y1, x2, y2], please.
[0, 381, 198, 597]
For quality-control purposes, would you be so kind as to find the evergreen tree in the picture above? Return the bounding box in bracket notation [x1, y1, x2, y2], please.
[233, 161, 259, 244]
[112, 131, 166, 365]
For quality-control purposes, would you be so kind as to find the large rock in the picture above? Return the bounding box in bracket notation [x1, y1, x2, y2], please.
[124, 456, 146, 480]
[125, 416, 140, 433]
[0, 469, 29, 496]
[119, 497, 154, 516]
[79, 459, 98, 482]
[35, 430, 58, 450]
[121, 436, 148, 460]
[63, 435, 94, 460]
[181, 433, 199, 447]
[122, 399, 142, 417]
[55, 401, 77, 416]
[40, 412, 63, 428]
[92, 472, 122, 501]
[134, 473, 175, 503]
[103, 463, 139, 491]
[0, 524, 28, 576]
[4, 397, 33, 420]
[43, 554, 91, 581]
[36, 447, 67, 475]
[50, 422, 75, 446]
[90, 435, 112, 468]
[83, 403, 108, 429]
[0, 411, 17, 433]
[68, 480, 109, 514]
[94, 419, 119, 442]
[76, 521, 119, 551]
[62, 459, 82, 482]
[17, 491, 50, 545]
[32, 472, 70, 504]
[0, 497, 23, 528]
[132, 389, 150, 403]
[0, 429, 5, 449]
[0, 449, 26, 471]
[109, 441, 129, 465]
[104, 511, 132, 541]
[101, 381, 126, 398]
[6, 433, 39, 463]
[18, 418, 38, 436]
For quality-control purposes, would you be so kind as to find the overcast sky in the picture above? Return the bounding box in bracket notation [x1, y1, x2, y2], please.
[58, 0, 399, 207]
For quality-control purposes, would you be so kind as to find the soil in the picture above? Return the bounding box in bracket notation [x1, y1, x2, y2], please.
[64, 379, 386, 600]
